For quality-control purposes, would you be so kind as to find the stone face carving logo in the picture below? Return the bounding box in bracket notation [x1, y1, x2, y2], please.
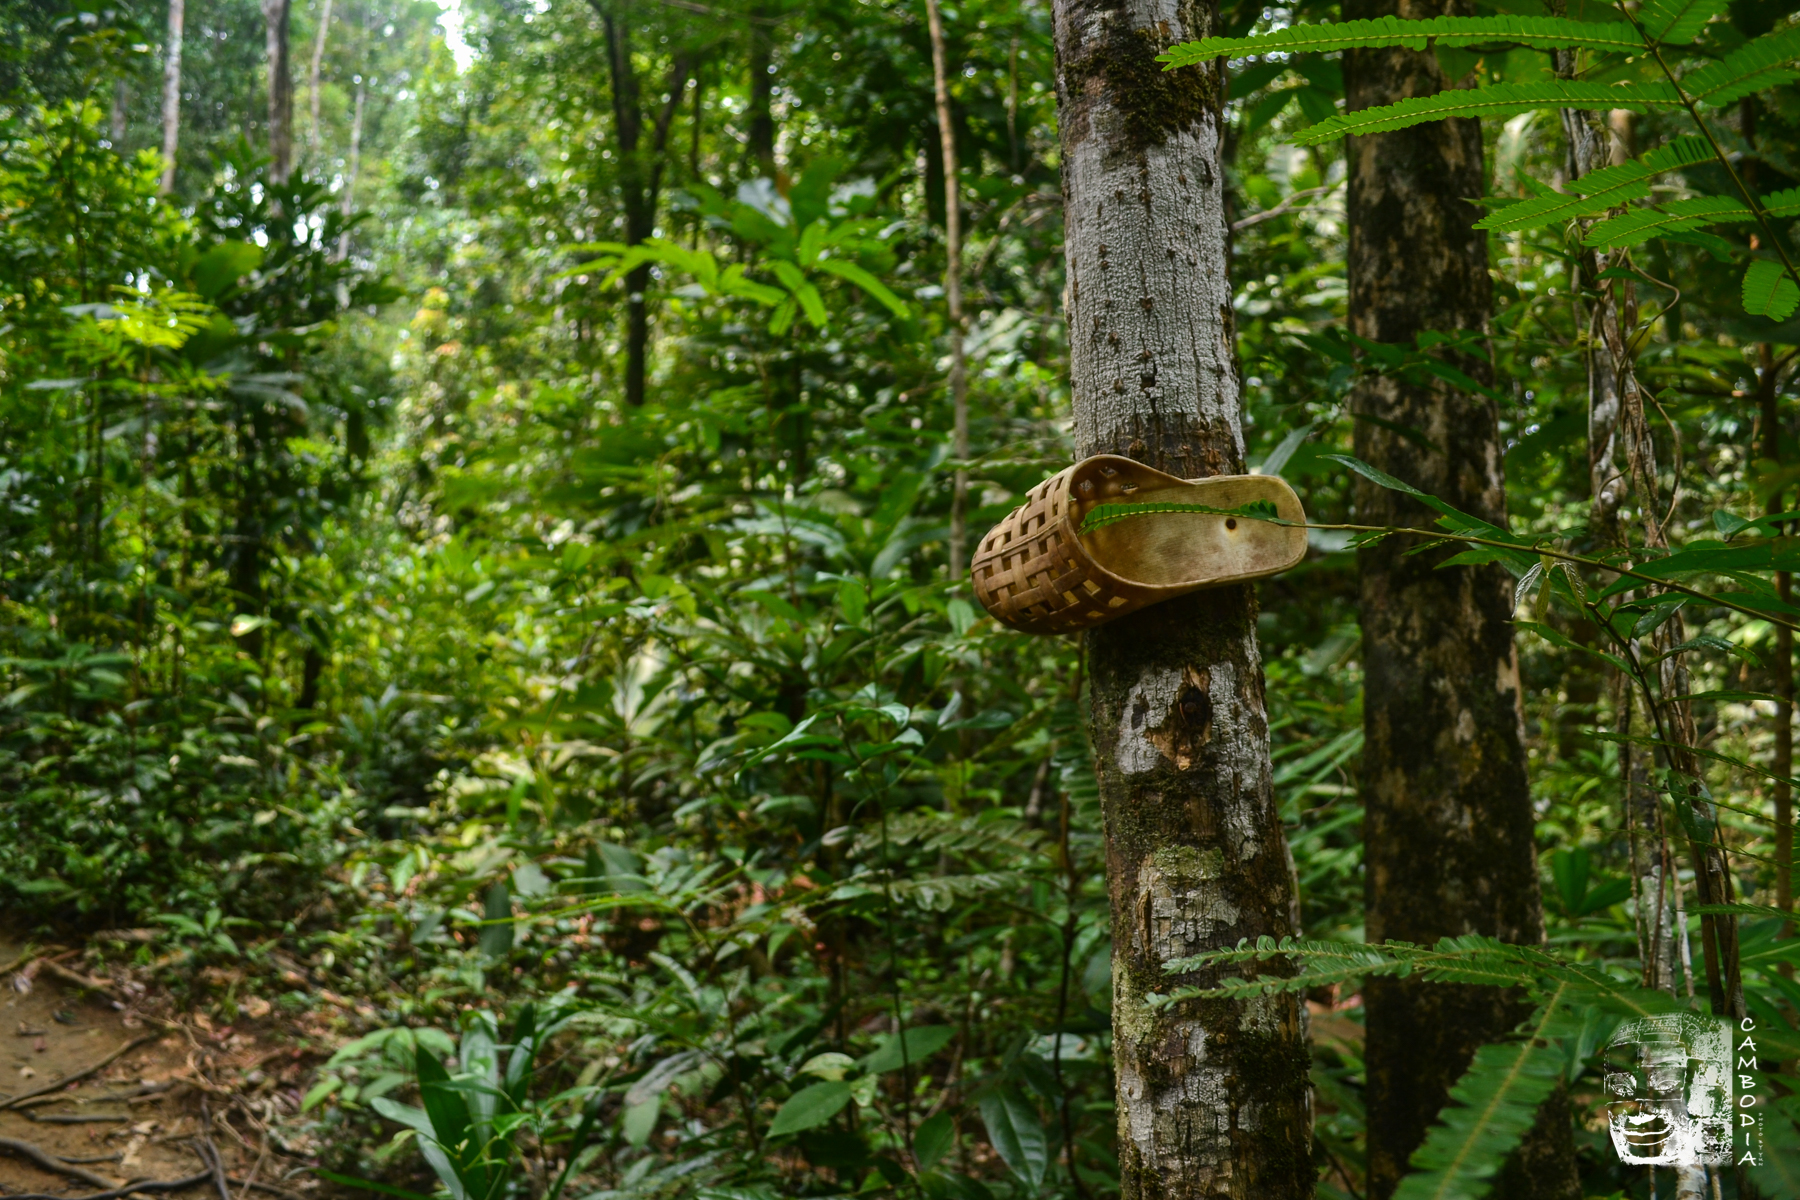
[1603, 1013, 1733, 1166]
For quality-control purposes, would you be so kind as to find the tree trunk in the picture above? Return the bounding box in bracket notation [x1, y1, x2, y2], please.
[160, 0, 184, 194]
[596, 3, 691, 407]
[746, 8, 774, 178]
[1342, 3, 1579, 1197]
[1051, 1, 1312, 1197]
[309, 0, 334, 162]
[111, 79, 128, 147]
[335, 73, 364, 261]
[924, 0, 968, 577]
[263, 0, 294, 183]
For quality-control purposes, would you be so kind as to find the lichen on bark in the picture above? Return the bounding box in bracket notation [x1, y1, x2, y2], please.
[1053, 0, 1312, 1193]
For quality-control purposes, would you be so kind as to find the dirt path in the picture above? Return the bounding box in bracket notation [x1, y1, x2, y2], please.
[0, 941, 310, 1200]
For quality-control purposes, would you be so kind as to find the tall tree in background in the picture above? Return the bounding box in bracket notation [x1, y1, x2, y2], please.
[746, 8, 774, 177]
[1051, 0, 1311, 1195]
[1342, 5, 1577, 1197]
[159, 0, 183, 193]
[264, 0, 294, 181]
[309, 0, 334, 162]
[589, 2, 691, 407]
[925, 0, 968, 575]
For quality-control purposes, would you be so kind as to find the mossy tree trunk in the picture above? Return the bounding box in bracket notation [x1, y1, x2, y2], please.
[1051, 1, 1312, 1197]
[1343, 3, 1579, 1197]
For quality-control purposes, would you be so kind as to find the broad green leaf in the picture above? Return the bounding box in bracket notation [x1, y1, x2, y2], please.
[769, 1079, 854, 1137]
[914, 1112, 955, 1173]
[978, 1088, 1048, 1191]
[815, 258, 909, 317]
[478, 881, 513, 958]
[622, 1096, 660, 1147]
[859, 1025, 956, 1075]
[1743, 260, 1800, 321]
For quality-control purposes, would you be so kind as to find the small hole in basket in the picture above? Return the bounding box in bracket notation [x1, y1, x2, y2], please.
[1225, 518, 1238, 530]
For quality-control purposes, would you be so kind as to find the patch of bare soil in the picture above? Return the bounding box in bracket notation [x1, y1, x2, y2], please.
[0, 942, 318, 1200]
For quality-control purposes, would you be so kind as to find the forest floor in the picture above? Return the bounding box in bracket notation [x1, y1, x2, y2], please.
[0, 936, 318, 1200]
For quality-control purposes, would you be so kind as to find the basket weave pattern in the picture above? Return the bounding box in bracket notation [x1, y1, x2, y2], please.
[971, 455, 1309, 635]
[970, 465, 1131, 635]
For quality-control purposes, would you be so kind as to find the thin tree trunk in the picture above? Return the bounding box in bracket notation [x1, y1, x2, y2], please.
[746, 7, 774, 178]
[160, 0, 184, 194]
[111, 80, 128, 147]
[334, 73, 364, 261]
[1051, 1, 1311, 1196]
[1344, 3, 1579, 1197]
[263, 0, 294, 183]
[309, 0, 334, 163]
[1760, 345, 1794, 924]
[925, 0, 968, 577]
[594, 2, 691, 407]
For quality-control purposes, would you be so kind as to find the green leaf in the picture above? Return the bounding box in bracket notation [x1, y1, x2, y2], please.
[1289, 83, 1682, 146]
[1160, 16, 1646, 68]
[479, 882, 513, 958]
[1683, 24, 1800, 106]
[859, 1025, 956, 1075]
[914, 1112, 955, 1173]
[191, 241, 264, 299]
[1639, 0, 1725, 46]
[1393, 986, 1577, 1200]
[1474, 137, 1711, 231]
[622, 1096, 660, 1147]
[815, 258, 909, 318]
[769, 1080, 854, 1137]
[1744, 260, 1800, 321]
[978, 1088, 1048, 1191]
[311, 1170, 437, 1200]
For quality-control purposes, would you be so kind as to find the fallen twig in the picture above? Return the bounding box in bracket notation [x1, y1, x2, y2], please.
[0, 1170, 213, 1200]
[26, 1111, 132, 1123]
[0, 1135, 121, 1188]
[43, 960, 120, 995]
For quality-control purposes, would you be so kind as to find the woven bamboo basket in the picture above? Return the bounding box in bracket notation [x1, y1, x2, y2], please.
[970, 455, 1308, 635]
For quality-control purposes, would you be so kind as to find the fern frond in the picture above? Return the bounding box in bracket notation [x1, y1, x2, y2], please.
[1582, 185, 1800, 247]
[1684, 24, 1800, 107]
[1639, 0, 1726, 46]
[1582, 194, 1751, 247]
[1158, 16, 1645, 69]
[1289, 83, 1681, 146]
[1392, 984, 1578, 1200]
[1474, 136, 1711, 231]
[1743, 260, 1800, 321]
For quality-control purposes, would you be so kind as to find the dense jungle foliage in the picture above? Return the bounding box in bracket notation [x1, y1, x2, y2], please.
[5, 0, 1800, 1197]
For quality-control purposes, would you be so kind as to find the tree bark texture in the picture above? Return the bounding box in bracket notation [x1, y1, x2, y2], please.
[1052, 1, 1312, 1197]
[263, 0, 294, 183]
[1342, 3, 1578, 1197]
[160, 0, 185, 195]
